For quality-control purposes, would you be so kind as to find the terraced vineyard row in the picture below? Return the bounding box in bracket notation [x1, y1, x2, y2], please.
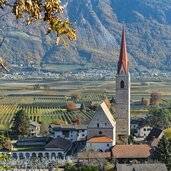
[0, 104, 95, 130]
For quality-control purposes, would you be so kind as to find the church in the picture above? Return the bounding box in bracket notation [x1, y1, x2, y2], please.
[86, 27, 130, 151]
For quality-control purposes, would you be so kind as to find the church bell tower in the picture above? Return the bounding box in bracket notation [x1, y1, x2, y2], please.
[115, 27, 130, 144]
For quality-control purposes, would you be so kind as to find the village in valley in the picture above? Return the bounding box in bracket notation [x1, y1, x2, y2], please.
[0, 27, 170, 171]
[0, 0, 171, 170]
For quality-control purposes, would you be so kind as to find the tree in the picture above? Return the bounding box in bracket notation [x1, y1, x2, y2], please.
[12, 110, 30, 137]
[33, 84, 40, 90]
[71, 93, 81, 102]
[64, 162, 99, 171]
[104, 96, 111, 109]
[51, 119, 66, 125]
[0, 135, 13, 152]
[0, 136, 13, 170]
[64, 162, 76, 171]
[66, 101, 77, 111]
[164, 128, 171, 139]
[146, 107, 170, 129]
[150, 92, 162, 105]
[0, 153, 13, 170]
[104, 162, 115, 171]
[110, 97, 115, 104]
[0, 0, 76, 45]
[39, 122, 49, 136]
[142, 97, 149, 106]
[43, 84, 50, 90]
[80, 102, 85, 111]
[155, 136, 171, 170]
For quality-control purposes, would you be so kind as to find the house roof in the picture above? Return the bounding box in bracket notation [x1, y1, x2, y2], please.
[77, 152, 111, 159]
[146, 127, 163, 142]
[45, 137, 71, 151]
[112, 144, 151, 158]
[151, 138, 160, 147]
[100, 102, 116, 127]
[116, 163, 167, 171]
[50, 124, 87, 131]
[87, 136, 113, 143]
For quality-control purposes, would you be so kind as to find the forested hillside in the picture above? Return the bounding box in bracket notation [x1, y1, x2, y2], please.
[0, 0, 171, 72]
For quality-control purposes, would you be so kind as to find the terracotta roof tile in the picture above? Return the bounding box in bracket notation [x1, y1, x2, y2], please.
[87, 136, 113, 143]
[112, 144, 151, 158]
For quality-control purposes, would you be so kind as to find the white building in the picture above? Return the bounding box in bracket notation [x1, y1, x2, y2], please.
[49, 124, 87, 142]
[86, 136, 113, 152]
[137, 126, 152, 138]
[29, 120, 40, 136]
[86, 102, 116, 151]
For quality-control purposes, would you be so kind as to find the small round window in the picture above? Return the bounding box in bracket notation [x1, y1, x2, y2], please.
[99, 131, 102, 135]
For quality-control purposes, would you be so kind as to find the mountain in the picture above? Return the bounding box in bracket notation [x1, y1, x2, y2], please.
[0, 0, 171, 73]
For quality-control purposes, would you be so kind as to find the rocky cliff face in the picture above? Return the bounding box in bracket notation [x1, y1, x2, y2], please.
[0, 0, 171, 72]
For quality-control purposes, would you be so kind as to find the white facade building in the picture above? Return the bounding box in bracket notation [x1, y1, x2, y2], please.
[86, 136, 113, 152]
[137, 126, 152, 138]
[86, 102, 116, 151]
[50, 124, 87, 142]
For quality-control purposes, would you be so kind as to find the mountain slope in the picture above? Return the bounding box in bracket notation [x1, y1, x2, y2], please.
[0, 0, 171, 72]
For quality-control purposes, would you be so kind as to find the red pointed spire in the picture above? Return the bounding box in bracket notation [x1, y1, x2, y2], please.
[117, 27, 129, 74]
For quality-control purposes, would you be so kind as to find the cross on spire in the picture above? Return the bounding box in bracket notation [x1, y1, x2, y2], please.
[117, 26, 129, 74]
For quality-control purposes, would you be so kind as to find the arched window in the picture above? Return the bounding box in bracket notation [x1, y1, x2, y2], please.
[120, 80, 124, 88]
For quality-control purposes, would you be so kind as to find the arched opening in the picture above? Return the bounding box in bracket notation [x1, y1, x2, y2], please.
[12, 153, 17, 159]
[19, 153, 24, 159]
[98, 149, 103, 152]
[58, 152, 63, 159]
[38, 153, 43, 159]
[120, 80, 124, 88]
[51, 153, 56, 159]
[32, 153, 36, 158]
[45, 152, 49, 159]
[25, 153, 30, 159]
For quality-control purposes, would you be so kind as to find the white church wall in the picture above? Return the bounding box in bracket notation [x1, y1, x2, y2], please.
[86, 142, 112, 152]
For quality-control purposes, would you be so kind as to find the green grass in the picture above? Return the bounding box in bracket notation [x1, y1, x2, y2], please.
[14, 146, 45, 151]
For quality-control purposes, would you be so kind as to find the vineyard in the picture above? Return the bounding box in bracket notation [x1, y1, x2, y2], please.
[0, 103, 95, 130]
[0, 80, 170, 131]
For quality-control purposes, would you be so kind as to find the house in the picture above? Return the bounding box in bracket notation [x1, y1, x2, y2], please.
[130, 119, 139, 129]
[49, 124, 87, 142]
[130, 118, 146, 129]
[145, 127, 163, 143]
[10, 137, 68, 160]
[112, 144, 152, 163]
[116, 163, 167, 171]
[86, 102, 116, 151]
[45, 136, 71, 158]
[86, 136, 113, 152]
[136, 125, 152, 138]
[29, 120, 40, 136]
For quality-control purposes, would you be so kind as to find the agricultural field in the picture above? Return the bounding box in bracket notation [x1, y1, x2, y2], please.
[0, 79, 170, 130]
